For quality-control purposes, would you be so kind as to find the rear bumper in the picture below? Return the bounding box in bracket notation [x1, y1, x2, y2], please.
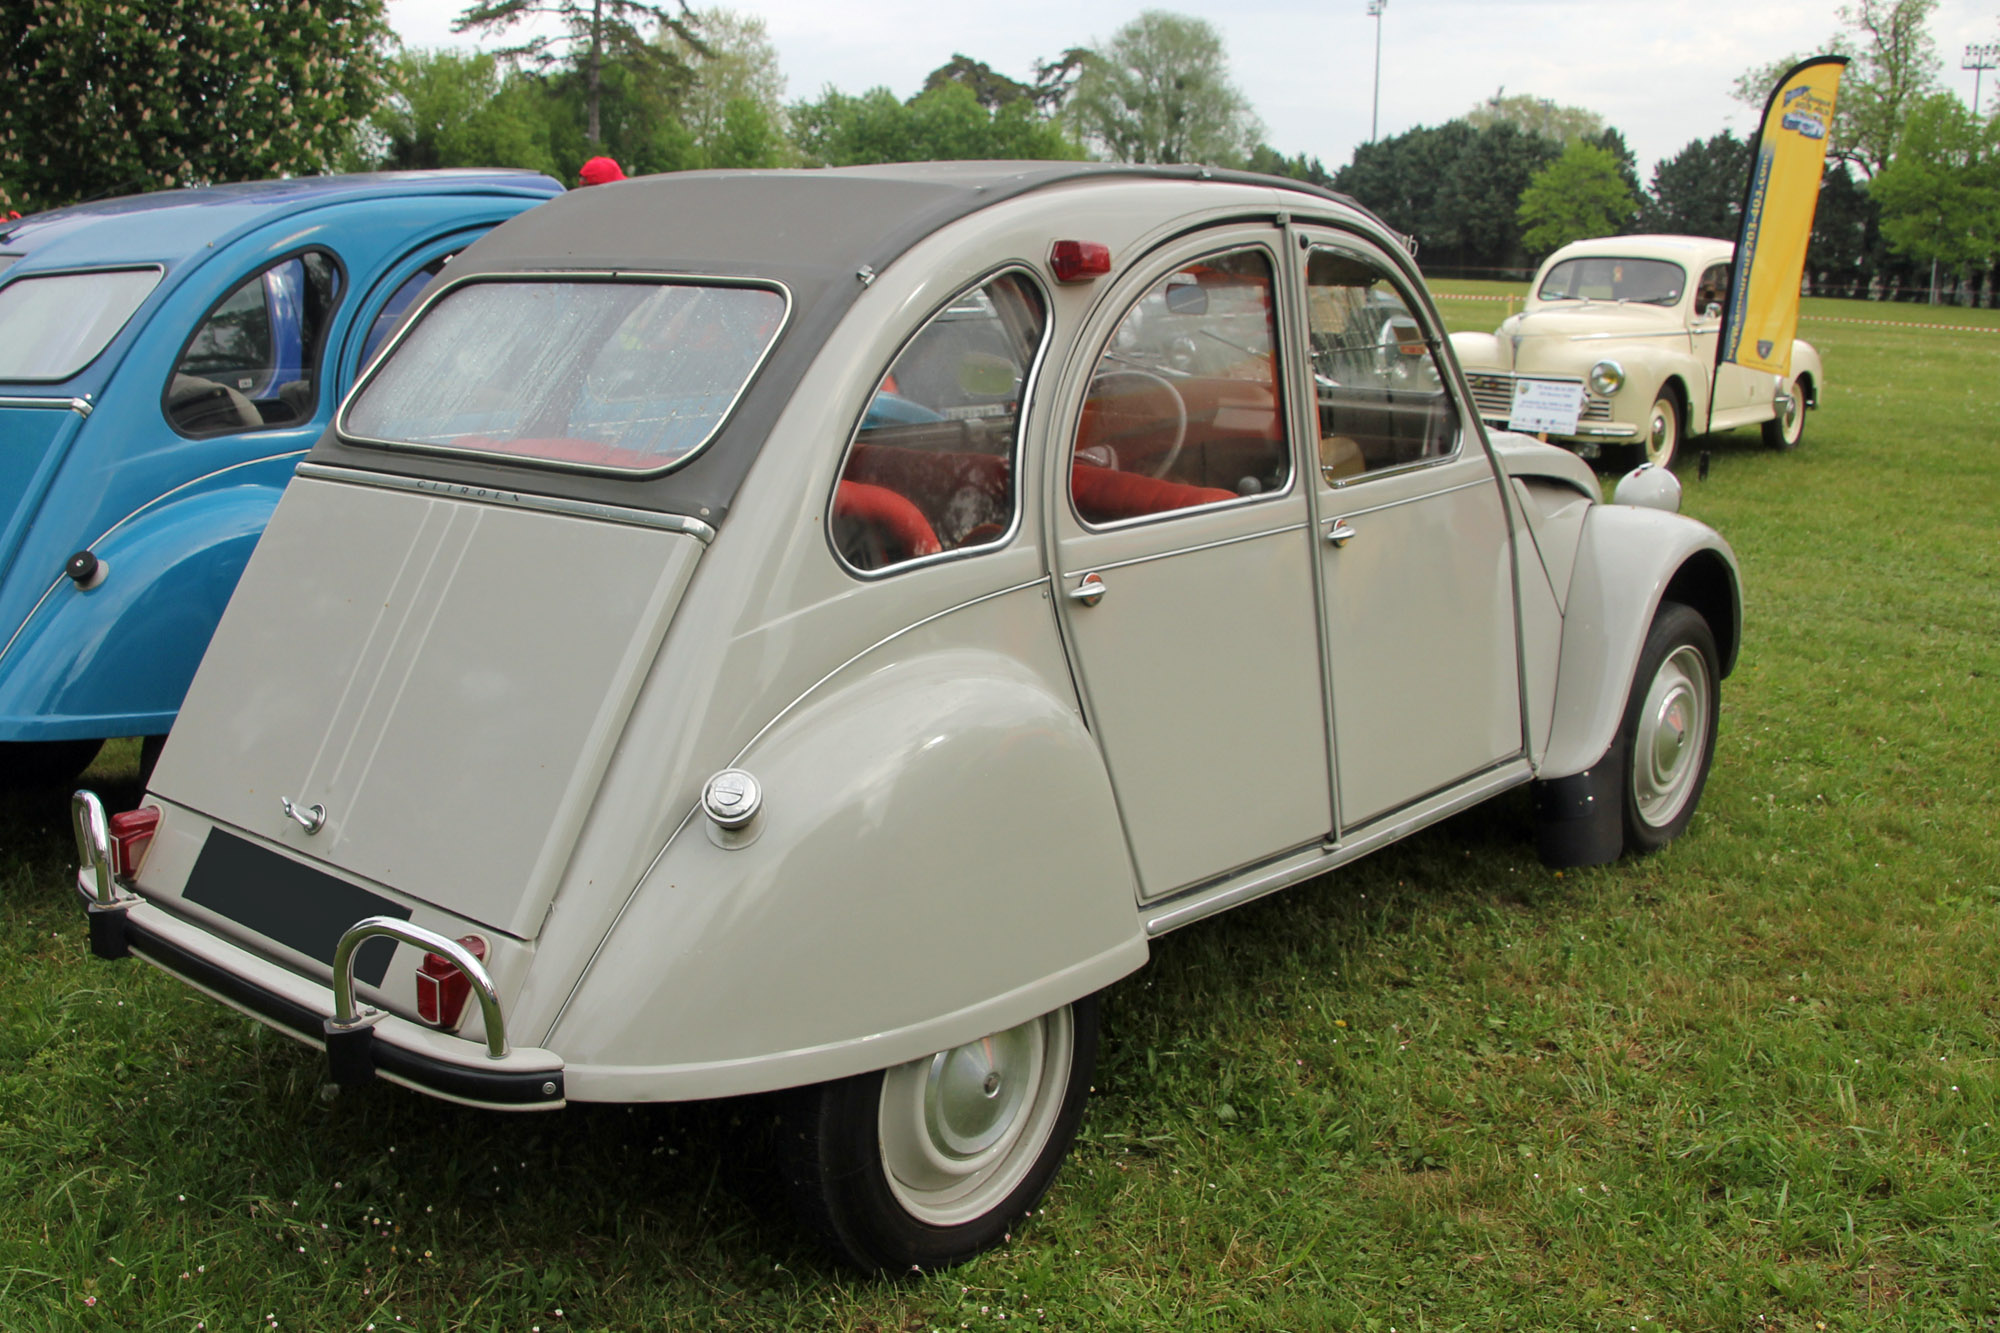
[74, 793, 564, 1111]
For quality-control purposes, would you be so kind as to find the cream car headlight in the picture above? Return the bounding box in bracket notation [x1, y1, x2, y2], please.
[1588, 359, 1625, 397]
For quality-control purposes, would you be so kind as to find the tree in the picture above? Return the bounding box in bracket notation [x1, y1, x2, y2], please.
[1733, 0, 1940, 179]
[1869, 93, 2000, 283]
[1463, 91, 1605, 145]
[368, 49, 557, 174]
[1517, 140, 1641, 257]
[1246, 145, 1335, 188]
[1065, 10, 1262, 166]
[454, 0, 702, 148]
[662, 8, 790, 166]
[790, 82, 1083, 168]
[1642, 132, 1752, 237]
[0, 0, 391, 215]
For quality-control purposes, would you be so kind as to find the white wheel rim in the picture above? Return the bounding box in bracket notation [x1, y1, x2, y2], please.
[878, 1008, 1074, 1227]
[1646, 399, 1677, 467]
[1781, 384, 1802, 442]
[1632, 644, 1711, 827]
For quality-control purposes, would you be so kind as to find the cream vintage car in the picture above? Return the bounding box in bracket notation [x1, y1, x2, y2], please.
[1450, 234, 1821, 470]
[70, 163, 1740, 1272]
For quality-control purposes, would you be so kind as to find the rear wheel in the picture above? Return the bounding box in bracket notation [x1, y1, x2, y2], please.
[784, 997, 1098, 1272]
[1, 739, 103, 791]
[1761, 377, 1806, 450]
[1620, 602, 1719, 852]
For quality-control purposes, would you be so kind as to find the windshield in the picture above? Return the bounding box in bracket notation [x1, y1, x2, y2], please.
[0, 267, 161, 381]
[341, 278, 788, 474]
[1535, 257, 1686, 308]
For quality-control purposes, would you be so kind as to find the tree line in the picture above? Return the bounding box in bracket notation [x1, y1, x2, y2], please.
[3, 1, 1992, 303]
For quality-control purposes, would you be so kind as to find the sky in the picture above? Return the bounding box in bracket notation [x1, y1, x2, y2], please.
[386, 0, 2000, 177]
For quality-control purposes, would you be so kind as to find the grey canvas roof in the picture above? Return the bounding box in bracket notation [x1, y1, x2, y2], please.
[310, 162, 1374, 524]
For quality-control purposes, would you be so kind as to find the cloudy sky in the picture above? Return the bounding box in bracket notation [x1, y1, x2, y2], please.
[386, 0, 2000, 176]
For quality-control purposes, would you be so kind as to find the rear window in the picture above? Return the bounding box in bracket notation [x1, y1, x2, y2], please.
[0, 267, 161, 381]
[340, 278, 788, 474]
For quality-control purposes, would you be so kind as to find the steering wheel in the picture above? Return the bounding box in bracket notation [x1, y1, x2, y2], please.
[1085, 368, 1188, 480]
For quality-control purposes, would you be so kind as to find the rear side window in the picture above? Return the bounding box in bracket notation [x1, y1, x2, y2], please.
[359, 255, 454, 369]
[168, 250, 342, 435]
[832, 271, 1047, 573]
[0, 267, 160, 381]
[341, 278, 787, 475]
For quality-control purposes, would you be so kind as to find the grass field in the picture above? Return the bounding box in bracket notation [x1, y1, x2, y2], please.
[4, 291, 1997, 1331]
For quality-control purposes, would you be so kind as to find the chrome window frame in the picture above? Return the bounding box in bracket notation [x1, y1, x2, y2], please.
[826, 262, 1053, 581]
[335, 270, 794, 481]
[1066, 240, 1300, 534]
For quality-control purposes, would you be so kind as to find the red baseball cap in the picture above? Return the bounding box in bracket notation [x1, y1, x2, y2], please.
[578, 156, 626, 186]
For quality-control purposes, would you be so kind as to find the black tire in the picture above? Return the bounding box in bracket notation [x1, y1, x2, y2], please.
[1761, 377, 1806, 451]
[1619, 602, 1720, 853]
[782, 995, 1098, 1273]
[1, 739, 103, 791]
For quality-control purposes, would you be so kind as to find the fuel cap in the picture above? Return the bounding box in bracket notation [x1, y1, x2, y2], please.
[701, 768, 762, 830]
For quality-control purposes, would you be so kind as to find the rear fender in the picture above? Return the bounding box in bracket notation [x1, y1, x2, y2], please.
[1541, 504, 1740, 779]
[0, 465, 287, 740]
[549, 643, 1147, 1102]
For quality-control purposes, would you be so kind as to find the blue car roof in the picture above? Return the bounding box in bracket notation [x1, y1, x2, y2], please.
[0, 171, 565, 272]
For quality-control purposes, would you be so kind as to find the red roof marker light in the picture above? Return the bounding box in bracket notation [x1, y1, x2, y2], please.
[1050, 240, 1112, 283]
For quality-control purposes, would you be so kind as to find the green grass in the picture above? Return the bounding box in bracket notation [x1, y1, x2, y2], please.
[5, 298, 1998, 1331]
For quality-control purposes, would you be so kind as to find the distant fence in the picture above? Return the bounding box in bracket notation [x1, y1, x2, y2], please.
[1420, 263, 1996, 309]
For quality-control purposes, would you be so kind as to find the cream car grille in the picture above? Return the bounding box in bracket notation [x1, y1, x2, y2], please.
[1465, 373, 1613, 425]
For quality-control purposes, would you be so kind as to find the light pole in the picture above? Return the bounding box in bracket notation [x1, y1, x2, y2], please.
[1967, 42, 2000, 118]
[1367, 0, 1387, 142]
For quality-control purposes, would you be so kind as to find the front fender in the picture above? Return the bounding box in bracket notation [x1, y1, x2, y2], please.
[0, 472, 286, 740]
[1448, 330, 1509, 372]
[550, 643, 1147, 1102]
[1541, 504, 1740, 779]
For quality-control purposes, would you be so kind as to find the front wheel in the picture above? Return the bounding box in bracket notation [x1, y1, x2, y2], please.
[783, 997, 1098, 1272]
[1621, 602, 1720, 852]
[1761, 377, 1806, 450]
[1638, 392, 1681, 471]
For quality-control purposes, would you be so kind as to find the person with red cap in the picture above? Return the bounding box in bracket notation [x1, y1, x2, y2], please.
[578, 156, 626, 187]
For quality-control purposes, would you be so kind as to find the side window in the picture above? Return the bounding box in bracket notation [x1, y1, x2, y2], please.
[832, 270, 1046, 573]
[167, 250, 341, 436]
[360, 254, 454, 369]
[1305, 248, 1458, 484]
[1695, 263, 1731, 319]
[1070, 248, 1289, 524]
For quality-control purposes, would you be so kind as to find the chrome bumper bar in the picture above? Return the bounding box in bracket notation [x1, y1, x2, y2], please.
[71, 791, 562, 1110]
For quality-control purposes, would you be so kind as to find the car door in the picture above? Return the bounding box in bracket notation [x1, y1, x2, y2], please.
[1301, 232, 1525, 831]
[1052, 232, 1333, 902]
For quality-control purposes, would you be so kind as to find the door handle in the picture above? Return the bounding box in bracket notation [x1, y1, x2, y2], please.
[1326, 520, 1357, 548]
[1067, 572, 1107, 607]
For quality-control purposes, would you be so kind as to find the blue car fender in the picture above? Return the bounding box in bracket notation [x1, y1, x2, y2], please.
[0, 455, 297, 739]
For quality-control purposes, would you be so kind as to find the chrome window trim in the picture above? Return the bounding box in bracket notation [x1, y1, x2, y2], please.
[827, 263, 1052, 581]
[335, 270, 795, 480]
[294, 462, 718, 542]
[0, 395, 92, 416]
[1068, 240, 1300, 534]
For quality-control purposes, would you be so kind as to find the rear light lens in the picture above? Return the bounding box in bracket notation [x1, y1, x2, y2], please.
[415, 935, 488, 1029]
[1049, 240, 1112, 283]
[108, 807, 161, 879]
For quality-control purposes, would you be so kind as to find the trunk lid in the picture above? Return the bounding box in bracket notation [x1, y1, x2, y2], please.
[156, 471, 702, 939]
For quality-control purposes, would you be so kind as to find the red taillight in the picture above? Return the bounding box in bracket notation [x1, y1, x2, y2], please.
[1049, 240, 1112, 283]
[108, 807, 161, 879]
[414, 936, 488, 1028]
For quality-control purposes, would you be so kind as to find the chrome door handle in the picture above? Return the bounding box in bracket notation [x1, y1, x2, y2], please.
[1326, 520, 1358, 548]
[1067, 572, 1107, 607]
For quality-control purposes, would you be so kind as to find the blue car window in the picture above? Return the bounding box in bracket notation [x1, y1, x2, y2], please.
[359, 255, 455, 370]
[167, 250, 341, 436]
[0, 267, 161, 381]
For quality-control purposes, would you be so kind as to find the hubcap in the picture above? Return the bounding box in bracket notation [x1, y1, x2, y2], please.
[1632, 645, 1710, 827]
[878, 1008, 1074, 1226]
[1647, 402, 1676, 466]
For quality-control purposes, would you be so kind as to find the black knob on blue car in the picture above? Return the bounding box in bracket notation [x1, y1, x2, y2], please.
[65, 550, 100, 586]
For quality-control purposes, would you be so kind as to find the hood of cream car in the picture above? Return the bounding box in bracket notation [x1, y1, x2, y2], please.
[1498, 304, 1692, 375]
[153, 473, 703, 940]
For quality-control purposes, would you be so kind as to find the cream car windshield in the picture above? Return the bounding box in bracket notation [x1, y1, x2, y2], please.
[341, 279, 786, 473]
[1536, 257, 1685, 307]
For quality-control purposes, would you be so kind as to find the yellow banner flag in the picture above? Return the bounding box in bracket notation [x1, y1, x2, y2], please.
[1718, 56, 1848, 377]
